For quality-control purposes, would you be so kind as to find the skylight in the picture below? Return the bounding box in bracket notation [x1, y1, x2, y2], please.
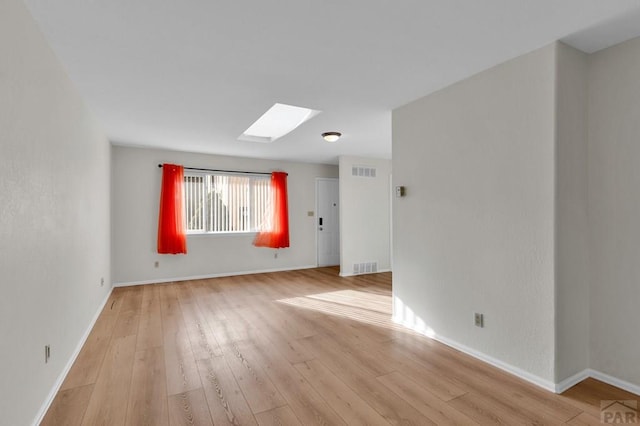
[239, 103, 321, 143]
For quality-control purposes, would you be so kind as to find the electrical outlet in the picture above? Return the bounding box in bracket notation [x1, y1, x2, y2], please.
[154, 261, 159, 268]
[100, 277, 104, 287]
[307, 211, 314, 217]
[274, 252, 278, 259]
[474, 313, 484, 328]
[45, 345, 51, 363]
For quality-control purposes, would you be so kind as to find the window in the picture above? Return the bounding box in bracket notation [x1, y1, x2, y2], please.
[183, 172, 272, 234]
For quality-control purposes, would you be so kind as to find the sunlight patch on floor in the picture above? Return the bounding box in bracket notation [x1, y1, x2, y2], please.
[276, 289, 410, 332]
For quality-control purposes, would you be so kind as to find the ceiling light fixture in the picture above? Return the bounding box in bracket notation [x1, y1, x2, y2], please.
[322, 132, 341, 142]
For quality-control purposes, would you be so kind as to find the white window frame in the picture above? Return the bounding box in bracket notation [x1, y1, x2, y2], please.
[183, 171, 271, 235]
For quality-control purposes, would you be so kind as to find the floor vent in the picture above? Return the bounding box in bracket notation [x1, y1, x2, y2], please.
[352, 165, 377, 178]
[353, 261, 378, 275]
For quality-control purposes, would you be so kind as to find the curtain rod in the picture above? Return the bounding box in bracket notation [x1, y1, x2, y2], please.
[157, 164, 286, 176]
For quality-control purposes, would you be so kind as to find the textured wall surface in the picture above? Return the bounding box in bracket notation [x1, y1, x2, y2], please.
[588, 37, 640, 387]
[339, 156, 391, 276]
[0, 0, 112, 424]
[554, 43, 590, 382]
[392, 45, 557, 383]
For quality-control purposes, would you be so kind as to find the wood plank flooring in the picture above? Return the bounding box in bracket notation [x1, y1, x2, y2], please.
[42, 267, 639, 425]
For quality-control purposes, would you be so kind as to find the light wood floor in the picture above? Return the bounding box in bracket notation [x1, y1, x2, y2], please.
[42, 267, 638, 425]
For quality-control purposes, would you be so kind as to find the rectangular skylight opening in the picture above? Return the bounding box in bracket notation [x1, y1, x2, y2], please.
[239, 103, 321, 143]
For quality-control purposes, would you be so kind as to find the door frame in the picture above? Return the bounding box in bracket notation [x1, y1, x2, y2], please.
[315, 177, 339, 267]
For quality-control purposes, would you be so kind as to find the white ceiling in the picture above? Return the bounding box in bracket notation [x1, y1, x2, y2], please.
[23, 0, 640, 165]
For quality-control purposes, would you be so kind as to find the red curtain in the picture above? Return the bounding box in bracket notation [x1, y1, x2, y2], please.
[254, 171, 290, 248]
[157, 164, 187, 254]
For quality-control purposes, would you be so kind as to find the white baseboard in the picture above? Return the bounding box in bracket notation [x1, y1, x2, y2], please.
[393, 315, 640, 396]
[588, 369, 640, 396]
[339, 268, 392, 277]
[114, 265, 318, 287]
[33, 287, 113, 426]
[392, 315, 557, 392]
[555, 369, 591, 393]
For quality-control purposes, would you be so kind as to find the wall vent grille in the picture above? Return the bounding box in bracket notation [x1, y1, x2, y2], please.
[351, 165, 377, 178]
[353, 261, 378, 275]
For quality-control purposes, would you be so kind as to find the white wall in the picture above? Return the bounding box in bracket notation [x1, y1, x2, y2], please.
[393, 38, 640, 392]
[554, 43, 590, 383]
[338, 156, 391, 276]
[588, 37, 640, 387]
[392, 45, 557, 384]
[0, 1, 112, 424]
[112, 145, 337, 284]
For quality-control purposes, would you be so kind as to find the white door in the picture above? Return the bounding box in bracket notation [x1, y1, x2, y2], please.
[317, 178, 340, 266]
